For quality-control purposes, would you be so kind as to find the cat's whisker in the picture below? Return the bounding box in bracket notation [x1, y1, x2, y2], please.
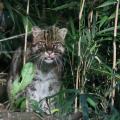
[29, 56, 37, 61]
[29, 53, 41, 61]
[54, 58, 60, 72]
[29, 54, 38, 60]
[54, 53, 63, 61]
[57, 57, 64, 71]
[55, 56, 64, 72]
[38, 57, 45, 69]
[56, 56, 63, 66]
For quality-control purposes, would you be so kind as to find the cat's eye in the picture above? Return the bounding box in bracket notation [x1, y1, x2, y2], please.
[53, 42, 61, 47]
[54, 43, 62, 49]
[38, 41, 44, 45]
[38, 41, 46, 47]
[57, 43, 62, 47]
[52, 44, 57, 49]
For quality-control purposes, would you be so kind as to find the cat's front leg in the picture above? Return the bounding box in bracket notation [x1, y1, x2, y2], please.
[39, 98, 52, 114]
[26, 86, 40, 112]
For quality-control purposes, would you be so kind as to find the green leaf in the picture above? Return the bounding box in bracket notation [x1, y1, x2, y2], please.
[15, 97, 26, 109]
[4, 0, 15, 23]
[11, 77, 20, 96]
[22, 15, 33, 32]
[51, 108, 59, 114]
[87, 97, 96, 109]
[97, 26, 120, 35]
[11, 62, 35, 97]
[90, 43, 97, 54]
[69, 17, 76, 40]
[20, 99, 26, 111]
[97, 1, 117, 8]
[99, 16, 108, 29]
[52, 2, 78, 11]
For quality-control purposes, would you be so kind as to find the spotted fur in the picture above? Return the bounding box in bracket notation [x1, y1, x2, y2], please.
[27, 26, 67, 113]
[8, 26, 67, 113]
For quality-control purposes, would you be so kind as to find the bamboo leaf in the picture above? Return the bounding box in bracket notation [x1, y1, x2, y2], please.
[52, 2, 78, 11]
[4, 0, 15, 23]
[97, 1, 117, 8]
[99, 16, 108, 29]
[87, 97, 96, 109]
[69, 17, 76, 39]
[97, 26, 120, 34]
[22, 15, 33, 32]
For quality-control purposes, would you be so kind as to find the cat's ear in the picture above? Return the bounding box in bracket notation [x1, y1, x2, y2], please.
[58, 28, 68, 40]
[32, 26, 42, 38]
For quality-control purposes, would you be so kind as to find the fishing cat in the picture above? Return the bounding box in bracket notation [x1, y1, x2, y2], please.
[7, 26, 67, 113]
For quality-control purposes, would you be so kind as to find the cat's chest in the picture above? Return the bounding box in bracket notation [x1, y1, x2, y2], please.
[27, 69, 61, 102]
[35, 69, 58, 81]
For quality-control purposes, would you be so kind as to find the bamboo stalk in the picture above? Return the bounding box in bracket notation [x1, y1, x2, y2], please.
[79, 0, 85, 21]
[74, 0, 85, 113]
[112, 0, 119, 106]
[23, 0, 30, 112]
[75, 66, 80, 113]
[88, 10, 93, 32]
[23, 0, 30, 65]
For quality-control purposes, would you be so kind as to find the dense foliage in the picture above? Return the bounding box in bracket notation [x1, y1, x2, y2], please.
[0, 0, 120, 119]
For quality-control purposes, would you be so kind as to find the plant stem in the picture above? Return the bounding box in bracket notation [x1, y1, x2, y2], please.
[23, 0, 30, 65]
[88, 10, 93, 32]
[23, 0, 30, 112]
[0, 32, 31, 42]
[79, 0, 85, 21]
[111, 0, 119, 106]
[75, 0, 85, 113]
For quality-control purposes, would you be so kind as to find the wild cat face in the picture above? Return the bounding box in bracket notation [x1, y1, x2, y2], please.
[31, 26, 67, 65]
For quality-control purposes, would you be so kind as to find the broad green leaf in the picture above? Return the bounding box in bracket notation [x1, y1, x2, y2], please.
[11, 62, 35, 97]
[11, 77, 20, 96]
[21, 62, 35, 86]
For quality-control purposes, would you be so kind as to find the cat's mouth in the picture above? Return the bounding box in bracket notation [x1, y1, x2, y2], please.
[44, 57, 54, 63]
[44, 52, 55, 63]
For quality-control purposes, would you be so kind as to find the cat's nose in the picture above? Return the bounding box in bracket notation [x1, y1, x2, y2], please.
[47, 51, 52, 55]
[45, 51, 54, 58]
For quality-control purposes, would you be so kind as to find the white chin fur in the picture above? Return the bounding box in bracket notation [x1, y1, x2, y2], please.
[44, 59, 54, 63]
